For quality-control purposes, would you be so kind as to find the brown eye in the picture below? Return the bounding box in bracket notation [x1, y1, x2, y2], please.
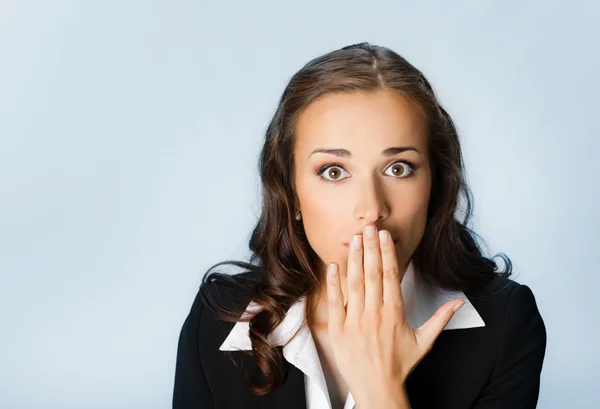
[328, 168, 341, 179]
[319, 165, 349, 182]
[385, 162, 414, 178]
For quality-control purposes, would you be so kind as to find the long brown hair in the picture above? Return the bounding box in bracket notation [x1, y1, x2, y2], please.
[198, 42, 511, 395]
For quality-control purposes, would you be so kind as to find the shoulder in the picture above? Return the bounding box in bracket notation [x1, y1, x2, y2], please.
[452, 279, 547, 407]
[173, 270, 263, 407]
[487, 277, 546, 354]
[466, 276, 546, 338]
[183, 270, 260, 347]
[466, 275, 547, 376]
[198, 269, 262, 316]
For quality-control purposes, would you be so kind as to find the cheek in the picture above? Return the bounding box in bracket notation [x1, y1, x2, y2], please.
[301, 195, 340, 242]
[298, 189, 348, 263]
[400, 205, 428, 245]
[396, 187, 431, 252]
[299, 174, 347, 221]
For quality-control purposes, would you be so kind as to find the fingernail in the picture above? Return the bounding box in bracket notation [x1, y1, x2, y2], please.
[328, 263, 338, 277]
[378, 230, 390, 243]
[452, 300, 465, 312]
[365, 225, 376, 239]
[351, 234, 362, 250]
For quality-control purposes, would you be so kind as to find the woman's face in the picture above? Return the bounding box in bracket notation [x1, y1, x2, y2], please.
[293, 88, 432, 280]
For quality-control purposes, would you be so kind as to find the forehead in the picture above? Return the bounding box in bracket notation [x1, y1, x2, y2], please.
[294, 88, 428, 157]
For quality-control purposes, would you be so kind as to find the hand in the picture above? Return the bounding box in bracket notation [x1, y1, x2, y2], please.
[325, 223, 465, 408]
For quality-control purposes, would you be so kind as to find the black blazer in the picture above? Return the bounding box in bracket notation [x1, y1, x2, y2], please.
[172, 272, 547, 409]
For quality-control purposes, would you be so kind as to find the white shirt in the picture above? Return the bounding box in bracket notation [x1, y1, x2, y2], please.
[219, 259, 486, 409]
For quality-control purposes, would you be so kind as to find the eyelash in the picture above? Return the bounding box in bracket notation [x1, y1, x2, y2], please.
[314, 161, 417, 184]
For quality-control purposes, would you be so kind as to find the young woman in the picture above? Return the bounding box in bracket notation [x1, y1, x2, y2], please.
[172, 42, 547, 409]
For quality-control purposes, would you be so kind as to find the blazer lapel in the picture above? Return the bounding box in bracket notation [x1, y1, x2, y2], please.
[218, 259, 486, 408]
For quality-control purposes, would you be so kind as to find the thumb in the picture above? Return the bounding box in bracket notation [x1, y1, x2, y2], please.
[415, 299, 465, 351]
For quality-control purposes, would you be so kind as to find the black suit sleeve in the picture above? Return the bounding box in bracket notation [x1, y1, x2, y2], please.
[172, 289, 214, 409]
[472, 284, 547, 409]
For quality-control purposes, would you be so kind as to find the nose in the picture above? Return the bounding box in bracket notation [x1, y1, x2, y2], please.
[353, 175, 390, 223]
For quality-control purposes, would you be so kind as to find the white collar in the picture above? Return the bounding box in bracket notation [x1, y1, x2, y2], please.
[219, 259, 485, 408]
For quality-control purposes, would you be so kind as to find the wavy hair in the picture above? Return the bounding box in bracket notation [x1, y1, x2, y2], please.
[198, 42, 511, 395]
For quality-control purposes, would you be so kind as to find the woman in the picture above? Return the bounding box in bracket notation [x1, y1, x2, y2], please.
[172, 42, 547, 409]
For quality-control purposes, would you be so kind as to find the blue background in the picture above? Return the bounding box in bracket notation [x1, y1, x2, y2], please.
[1, 1, 597, 408]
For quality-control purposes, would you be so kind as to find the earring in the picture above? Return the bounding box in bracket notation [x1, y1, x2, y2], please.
[294, 210, 302, 221]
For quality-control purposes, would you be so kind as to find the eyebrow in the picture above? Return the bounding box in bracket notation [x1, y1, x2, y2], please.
[309, 146, 421, 158]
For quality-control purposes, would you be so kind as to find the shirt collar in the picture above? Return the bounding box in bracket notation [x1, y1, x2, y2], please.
[219, 259, 485, 352]
[218, 259, 485, 409]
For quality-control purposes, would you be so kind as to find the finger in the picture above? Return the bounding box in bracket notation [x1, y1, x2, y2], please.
[363, 224, 383, 312]
[415, 299, 465, 352]
[326, 262, 345, 333]
[346, 233, 364, 318]
[380, 230, 404, 316]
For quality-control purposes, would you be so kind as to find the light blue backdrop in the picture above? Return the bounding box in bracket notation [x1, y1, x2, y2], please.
[1, 1, 597, 408]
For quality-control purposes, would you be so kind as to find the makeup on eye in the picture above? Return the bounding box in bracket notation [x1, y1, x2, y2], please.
[314, 160, 417, 183]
